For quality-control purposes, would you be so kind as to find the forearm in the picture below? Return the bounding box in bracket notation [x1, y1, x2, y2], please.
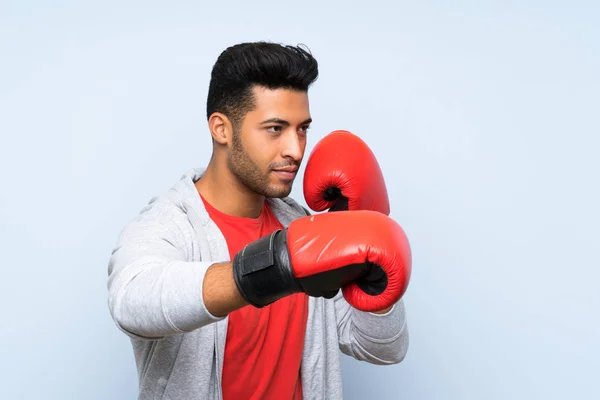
[203, 262, 248, 317]
[336, 295, 409, 364]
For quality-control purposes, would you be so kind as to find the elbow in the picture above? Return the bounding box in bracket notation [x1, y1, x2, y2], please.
[108, 289, 166, 341]
[347, 330, 410, 366]
[109, 302, 133, 334]
[110, 304, 166, 341]
[393, 329, 410, 364]
[390, 327, 410, 364]
[389, 340, 409, 364]
[380, 328, 410, 365]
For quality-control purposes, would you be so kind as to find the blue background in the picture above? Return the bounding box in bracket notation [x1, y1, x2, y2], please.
[1, 1, 598, 399]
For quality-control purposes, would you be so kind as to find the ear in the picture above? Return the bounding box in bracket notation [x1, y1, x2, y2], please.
[208, 112, 232, 145]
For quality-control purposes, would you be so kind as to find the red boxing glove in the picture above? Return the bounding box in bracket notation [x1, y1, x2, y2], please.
[290, 211, 411, 312]
[233, 210, 411, 312]
[303, 130, 390, 215]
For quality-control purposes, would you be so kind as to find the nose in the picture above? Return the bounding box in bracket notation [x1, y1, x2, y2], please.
[281, 130, 304, 162]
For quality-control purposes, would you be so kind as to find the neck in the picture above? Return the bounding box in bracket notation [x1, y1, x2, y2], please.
[195, 156, 265, 218]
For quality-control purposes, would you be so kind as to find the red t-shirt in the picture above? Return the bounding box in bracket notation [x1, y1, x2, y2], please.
[200, 195, 309, 400]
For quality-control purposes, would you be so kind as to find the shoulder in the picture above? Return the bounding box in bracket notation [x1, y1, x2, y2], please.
[118, 180, 199, 248]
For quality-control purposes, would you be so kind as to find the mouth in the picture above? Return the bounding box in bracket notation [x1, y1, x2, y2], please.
[272, 168, 298, 181]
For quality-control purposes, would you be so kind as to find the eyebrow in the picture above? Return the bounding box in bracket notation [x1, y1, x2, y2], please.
[259, 117, 313, 126]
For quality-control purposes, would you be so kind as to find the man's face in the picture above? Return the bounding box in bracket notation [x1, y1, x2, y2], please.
[227, 86, 312, 198]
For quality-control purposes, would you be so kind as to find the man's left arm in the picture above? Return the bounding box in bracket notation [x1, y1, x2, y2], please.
[334, 291, 409, 365]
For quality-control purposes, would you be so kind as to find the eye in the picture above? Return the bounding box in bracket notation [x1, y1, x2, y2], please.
[266, 126, 283, 134]
[298, 125, 311, 135]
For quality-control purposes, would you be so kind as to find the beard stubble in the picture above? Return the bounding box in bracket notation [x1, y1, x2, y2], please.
[227, 127, 295, 198]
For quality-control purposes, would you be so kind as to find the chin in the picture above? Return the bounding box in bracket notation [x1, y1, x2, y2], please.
[264, 183, 293, 198]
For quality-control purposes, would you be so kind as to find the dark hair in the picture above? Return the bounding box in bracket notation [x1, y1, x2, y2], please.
[206, 41, 319, 126]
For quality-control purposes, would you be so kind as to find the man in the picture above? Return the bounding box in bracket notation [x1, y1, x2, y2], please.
[107, 41, 410, 400]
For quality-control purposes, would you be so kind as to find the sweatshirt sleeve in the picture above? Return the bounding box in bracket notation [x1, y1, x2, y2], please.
[107, 201, 225, 340]
[334, 292, 409, 365]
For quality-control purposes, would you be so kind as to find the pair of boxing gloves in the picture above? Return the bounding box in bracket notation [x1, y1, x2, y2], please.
[231, 130, 412, 313]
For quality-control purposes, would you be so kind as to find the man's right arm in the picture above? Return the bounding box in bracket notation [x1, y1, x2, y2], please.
[107, 212, 247, 340]
[203, 262, 248, 317]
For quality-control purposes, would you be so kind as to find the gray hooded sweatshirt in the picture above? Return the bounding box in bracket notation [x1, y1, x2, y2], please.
[107, 168, 409, 399]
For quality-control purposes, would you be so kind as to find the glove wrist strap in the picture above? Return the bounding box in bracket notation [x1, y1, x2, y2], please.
[232, 230, 301, 308]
